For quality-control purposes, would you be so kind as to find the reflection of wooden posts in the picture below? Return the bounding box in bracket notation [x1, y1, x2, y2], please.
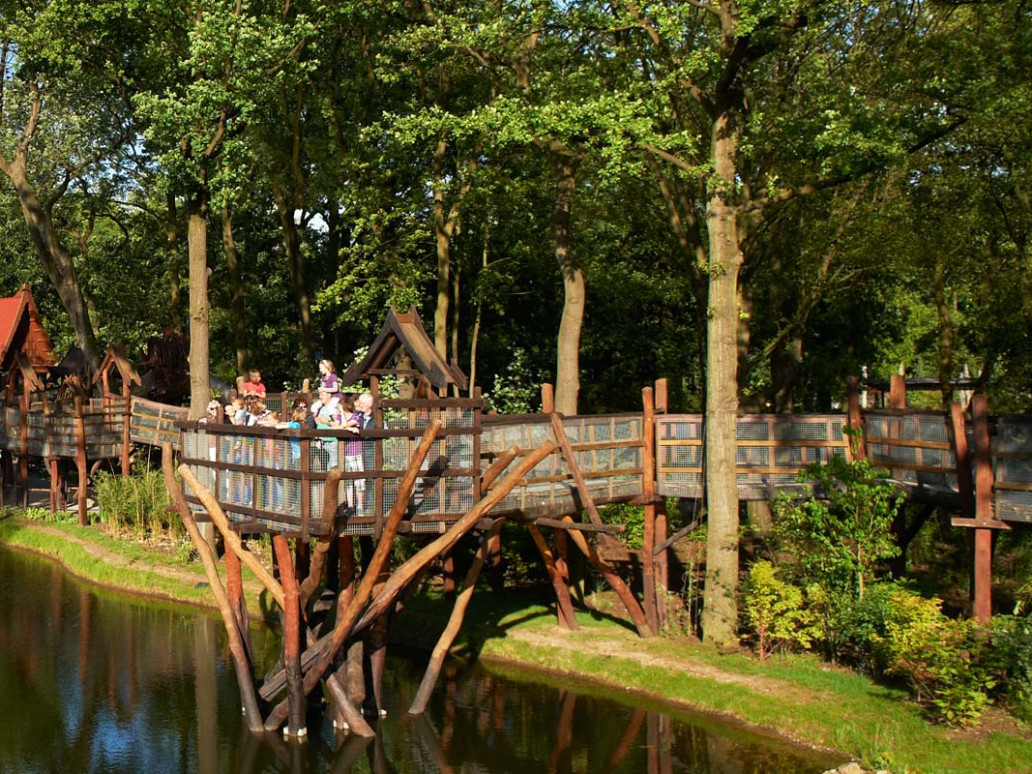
[846, 375, 866, 460]
[641, 386, 659, 633]
[161, 445, 264, 731]
[653, 379, 669, 629]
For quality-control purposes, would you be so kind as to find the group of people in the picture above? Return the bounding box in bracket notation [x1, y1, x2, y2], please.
[206, 360, 377, 516]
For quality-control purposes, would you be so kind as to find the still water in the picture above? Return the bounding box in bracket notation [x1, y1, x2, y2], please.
[0, 546, 838, 773]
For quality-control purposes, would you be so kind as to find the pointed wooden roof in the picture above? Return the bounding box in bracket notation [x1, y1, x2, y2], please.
[0, 284, 56, 375]
[341, 306, 468, 391]
[92, 346, 142, 394]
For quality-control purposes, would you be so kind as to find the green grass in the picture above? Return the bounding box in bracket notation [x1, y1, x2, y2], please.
[0, 513, 270, 616]
[398, 590, 1032, 774]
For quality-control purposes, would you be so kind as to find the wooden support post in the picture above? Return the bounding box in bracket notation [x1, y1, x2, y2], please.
[541, 383, 554, 414]
[527, 522, 579, 630]
[970, 394, 994, 623]
[121, 387, 132, 476]
[889, 373, 907, 409]
[641, 387, 659, 633]
[161, 444, 264, 731]
[845, 375, 866, 460]
[225, 547, 251, 657]
[561, 515, 654, 637]
[654, 378, 669, 630]
[263, 420, 444, 733]
[19, 389, 29, 509]
[949, 402, 975, 518]
[48, 458, 60, 513]
[549, 413, 654, 637]
[74, 395, 88, 525]
[273, 535, 306, 738]
[408, 520, 506, 715]
[548, 413, 603, 527]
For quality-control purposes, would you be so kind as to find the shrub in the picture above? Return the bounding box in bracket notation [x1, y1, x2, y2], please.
[772, 453, 902, 602]
[873, 588, 995, 726]
[94, 471, 177, 538]
[986, 615, 1032, 723]
[742, 560, 817, 661]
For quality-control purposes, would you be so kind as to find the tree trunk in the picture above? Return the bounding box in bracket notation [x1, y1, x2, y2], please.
[2, 156, 101, 369]
[166, 193, 183, 332]
[222, 205, 249, 373]
[551, 149, 583, 416]
[273, 186, 315, 366]
[188, 191, 211, 420]
[701, 108, 743, 646]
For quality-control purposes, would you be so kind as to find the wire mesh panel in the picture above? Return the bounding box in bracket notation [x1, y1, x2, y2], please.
[131, 397, 188, 446]
[865, 410, 958, 494]
[482, 414, 644, 515]
[994, 416, 1032, 524]
[656, 414, 850, 499]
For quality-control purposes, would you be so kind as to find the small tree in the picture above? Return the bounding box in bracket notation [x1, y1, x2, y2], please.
[743, 561, 817, 661]
[772, 453, 903, 602]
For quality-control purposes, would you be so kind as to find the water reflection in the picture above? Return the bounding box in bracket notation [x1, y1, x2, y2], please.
[0, 546, 836, 773]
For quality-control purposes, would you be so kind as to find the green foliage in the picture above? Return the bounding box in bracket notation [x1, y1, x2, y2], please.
[485, 348, 542, 415]
[598, 503, 644, 549]
[772, 452, 903, 600]
[986, 616, 1032, 724]
[872, 588, 995, 726]
[93, 471, 178, 539]
[742, 560, 817, 660]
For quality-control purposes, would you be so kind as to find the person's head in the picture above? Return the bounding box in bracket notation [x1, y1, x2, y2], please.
[248, 369, 262, 384]
[206, 400, 220, 419]
[243, 394, 262, 414]
[230, 397, 243, 409]
[319, 358, 335, 375]
[291, 405, 308, 423]
[356, 392, 373, 414]
[317, 389, 331, 404]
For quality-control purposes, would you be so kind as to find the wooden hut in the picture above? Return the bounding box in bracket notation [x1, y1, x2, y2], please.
[340, 305, 467, 399]
[0, 284, 56, 377]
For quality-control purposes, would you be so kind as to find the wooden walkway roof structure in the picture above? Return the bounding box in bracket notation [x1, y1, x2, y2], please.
[0, 285, 55, 376]
[340, 306, 467, 393]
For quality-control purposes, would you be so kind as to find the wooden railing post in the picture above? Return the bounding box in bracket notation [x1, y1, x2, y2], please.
[541, 383, 554, 415]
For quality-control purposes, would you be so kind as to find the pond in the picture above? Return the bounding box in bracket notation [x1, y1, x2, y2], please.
[0, 545, 839, 773]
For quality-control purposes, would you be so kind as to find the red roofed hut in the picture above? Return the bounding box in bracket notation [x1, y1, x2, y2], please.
[0, 284, 56, 377]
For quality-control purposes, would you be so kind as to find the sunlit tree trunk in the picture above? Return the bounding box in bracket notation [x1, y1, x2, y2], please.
[188, 190, 210, 420]
[551, 148, 583, 416]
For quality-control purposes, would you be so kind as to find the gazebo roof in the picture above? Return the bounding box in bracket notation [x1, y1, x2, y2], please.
[341, 306, 468, 391]
[0, 284, 56, 375]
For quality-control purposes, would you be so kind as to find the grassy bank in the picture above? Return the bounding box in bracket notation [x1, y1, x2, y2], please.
[395, 593, 1031, 774]
[2, 513, 1029, 773]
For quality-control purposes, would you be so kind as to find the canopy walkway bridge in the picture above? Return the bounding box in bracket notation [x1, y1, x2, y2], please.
[0, 307, 1024, 738]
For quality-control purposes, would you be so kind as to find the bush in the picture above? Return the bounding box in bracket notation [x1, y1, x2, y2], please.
[873, 588, 995, 726]
[986, 615, 1032, 723]
[93, 471, 178, 538]
[742, 560, 817, 661]
[771, 453, 902, 601]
